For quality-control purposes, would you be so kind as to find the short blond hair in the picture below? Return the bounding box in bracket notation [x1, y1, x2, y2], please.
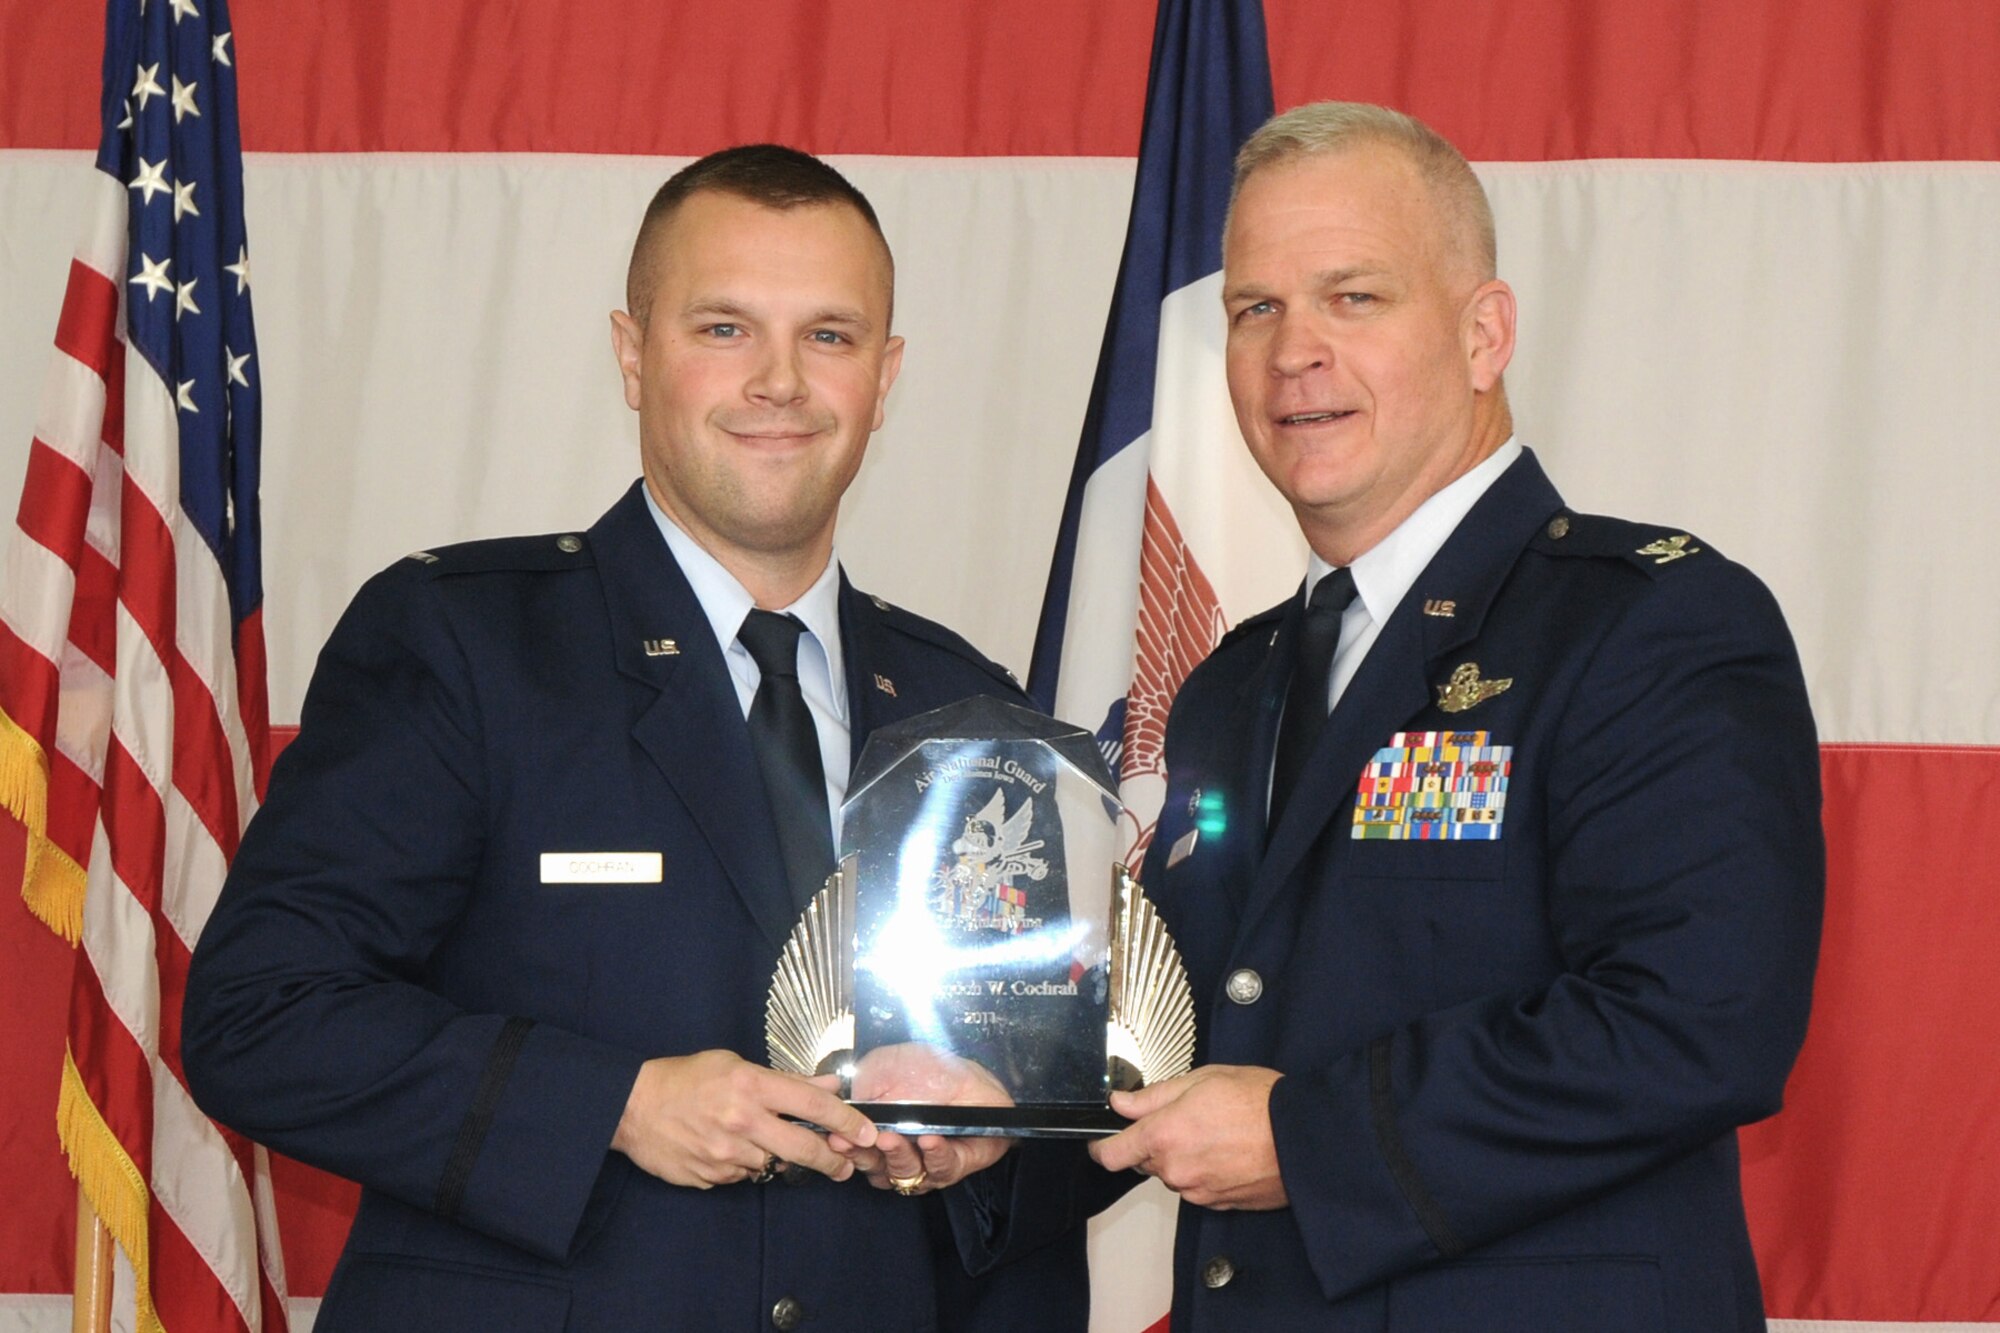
[1230, 101, 1496, 282]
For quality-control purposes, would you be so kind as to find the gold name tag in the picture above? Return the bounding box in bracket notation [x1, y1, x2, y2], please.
[539, 853, 663, 884]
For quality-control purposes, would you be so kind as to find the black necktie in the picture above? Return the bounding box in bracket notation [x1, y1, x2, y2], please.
[1270, 568, 1358, 829]
[737, 610, 837, 911]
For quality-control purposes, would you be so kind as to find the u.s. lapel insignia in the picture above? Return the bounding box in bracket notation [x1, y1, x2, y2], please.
[874, 673, 898, 697]
[1636, 534, 1702, 564]
[641, 638, 679, 657]
[1436, 662, 1512, 714]
[1423, 598, 1456, 618]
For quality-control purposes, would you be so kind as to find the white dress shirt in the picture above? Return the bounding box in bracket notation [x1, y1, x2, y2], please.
[644, 488, 851, 838]
[1307, 436, 1523, 712]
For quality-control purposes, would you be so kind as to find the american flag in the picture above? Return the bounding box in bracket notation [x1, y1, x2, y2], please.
[0, 1, 288, 1330]
[1026, 0, 1298, 869]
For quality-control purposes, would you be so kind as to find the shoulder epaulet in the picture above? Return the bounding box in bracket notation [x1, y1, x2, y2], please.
[1214, 600, 1288, 651]
[1530, 510, 1716, 576]
[399, 531, 596, 579]
[863, 591, 1023, 693]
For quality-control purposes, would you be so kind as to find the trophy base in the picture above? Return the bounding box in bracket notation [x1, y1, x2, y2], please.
[852, 1101, 1124, 1139]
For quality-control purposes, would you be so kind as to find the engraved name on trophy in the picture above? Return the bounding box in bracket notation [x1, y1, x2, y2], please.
[766, 697, 1195, 1137]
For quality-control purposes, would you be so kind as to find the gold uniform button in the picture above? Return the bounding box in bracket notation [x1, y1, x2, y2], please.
[1225, 969, 1263, 1005]
[1546, 515, 1571, 540]
[771, 1296, 804, 1330]
[556, 534, 583, 553]
[1202, 1255, 1236, 1289]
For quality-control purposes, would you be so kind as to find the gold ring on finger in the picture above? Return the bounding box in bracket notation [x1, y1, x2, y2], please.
[889, 1169, 928, 1196]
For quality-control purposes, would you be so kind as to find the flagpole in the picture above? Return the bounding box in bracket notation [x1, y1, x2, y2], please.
[70, 1183, 113, 1333]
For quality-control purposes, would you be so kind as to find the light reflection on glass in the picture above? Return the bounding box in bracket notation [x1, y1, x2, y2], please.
[840, 700, 1124, 1113]
[858, 797, 1092, 1052]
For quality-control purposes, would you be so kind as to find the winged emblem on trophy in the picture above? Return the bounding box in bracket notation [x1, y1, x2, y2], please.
[931, 787, 1050, 933]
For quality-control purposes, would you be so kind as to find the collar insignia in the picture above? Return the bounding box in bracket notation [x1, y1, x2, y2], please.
[1636, 534, 1702, 564]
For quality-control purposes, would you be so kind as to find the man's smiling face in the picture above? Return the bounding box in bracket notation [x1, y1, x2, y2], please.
[1222, 143, 1508, 559]
[612, 190, 901, 570]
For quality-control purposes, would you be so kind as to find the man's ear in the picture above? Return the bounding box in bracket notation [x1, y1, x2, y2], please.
[1465, 279, 1516, 393]
[610, 310, 645, 412]
[872, 334, 906, 431]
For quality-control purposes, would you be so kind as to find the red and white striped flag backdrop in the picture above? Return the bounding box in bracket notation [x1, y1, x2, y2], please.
[0, 0, 290, 1331]
[2, 2, 1996, 1329]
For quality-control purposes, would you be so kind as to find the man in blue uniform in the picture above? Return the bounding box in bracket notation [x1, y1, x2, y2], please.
[183, 146, 1083, 1331]
[1089, 103, 1823, 1330]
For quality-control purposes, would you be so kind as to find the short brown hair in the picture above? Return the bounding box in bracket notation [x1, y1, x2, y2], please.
[625, 144, 894, 325]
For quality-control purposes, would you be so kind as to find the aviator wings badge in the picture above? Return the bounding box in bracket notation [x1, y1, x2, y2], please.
[1436, 662, 1513, 714]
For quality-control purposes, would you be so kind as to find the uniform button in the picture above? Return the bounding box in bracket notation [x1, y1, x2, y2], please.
[1202, 1255, 1236, 1289]
[1225, 969, 1263, 1005]
[771, 1296, 804, 1330]
[556, 534, 583, 553]
[1546, 515, 1571, 540]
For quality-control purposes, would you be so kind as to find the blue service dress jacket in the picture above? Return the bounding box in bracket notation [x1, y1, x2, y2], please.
[1135, 450, 1823, 1331]
[181, 481, 1086, 1332]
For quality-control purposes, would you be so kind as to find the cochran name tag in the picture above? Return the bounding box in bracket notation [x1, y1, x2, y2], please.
[540, 852, 663, 884]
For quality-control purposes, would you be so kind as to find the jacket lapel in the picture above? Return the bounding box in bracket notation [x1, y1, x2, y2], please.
[1216, 602, 1290, 913]
[1239, 450, 1567, 935]
[1183, 617, 1277, 953]
[588, 485, 796, 951]
[1237, 602, 1291, 818]
[1248, 602, 1431, 919]
[837, 575, 889, 761]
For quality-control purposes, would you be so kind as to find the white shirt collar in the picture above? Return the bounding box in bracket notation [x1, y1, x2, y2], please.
[643, 487, 849, 723]
[1306, 437, 1523, 622]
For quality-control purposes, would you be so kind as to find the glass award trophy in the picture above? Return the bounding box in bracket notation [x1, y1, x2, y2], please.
[765, 697, 1194, 1137]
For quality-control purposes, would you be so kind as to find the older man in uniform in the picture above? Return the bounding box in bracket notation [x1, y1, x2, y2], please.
[184, 146, 1083, 1331]
[1089, 102, 1822, 1331]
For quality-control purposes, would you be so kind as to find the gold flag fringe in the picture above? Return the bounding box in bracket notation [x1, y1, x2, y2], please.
[0, 705, 86, 943]
[58, 1049, 165, 1333]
